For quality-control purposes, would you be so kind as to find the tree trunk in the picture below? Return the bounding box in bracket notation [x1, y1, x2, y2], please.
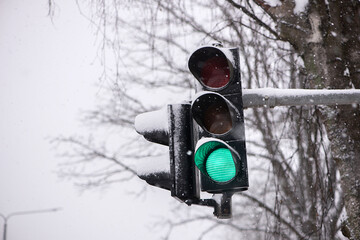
[252, 0, 360, 238]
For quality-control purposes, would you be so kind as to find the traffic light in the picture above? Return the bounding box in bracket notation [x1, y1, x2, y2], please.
[134, 45, 248, 218]
[189, 45, 248, 194]
[134, 104, 199, 201]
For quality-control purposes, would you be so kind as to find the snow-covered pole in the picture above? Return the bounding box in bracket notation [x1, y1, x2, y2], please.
[242, 88, 360, 108]
[168, 104, 199, 202]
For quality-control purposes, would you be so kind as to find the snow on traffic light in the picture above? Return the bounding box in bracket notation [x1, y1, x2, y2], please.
[134, 104, 199, 201]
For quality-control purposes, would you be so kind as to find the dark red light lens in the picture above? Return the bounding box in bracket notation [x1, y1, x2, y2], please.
[200, 56, 230, 89]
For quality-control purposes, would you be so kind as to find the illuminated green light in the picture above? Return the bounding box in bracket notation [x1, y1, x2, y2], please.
[194, 140, 236, 183]
[206, 148, 236, 182]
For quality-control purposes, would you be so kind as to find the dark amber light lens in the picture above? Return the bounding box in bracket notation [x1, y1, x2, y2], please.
[200, 56, 230, 88]
[203, 102, 232, 134]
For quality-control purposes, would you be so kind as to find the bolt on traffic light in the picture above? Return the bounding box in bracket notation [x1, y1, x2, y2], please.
[189, 45, 248, 194]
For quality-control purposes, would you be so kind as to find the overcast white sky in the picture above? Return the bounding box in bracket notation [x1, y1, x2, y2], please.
[0, 1, 217, 240]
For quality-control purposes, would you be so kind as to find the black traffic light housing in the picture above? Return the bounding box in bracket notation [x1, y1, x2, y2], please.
[189, 46, 248, 194]
[135, 104, 199, 201]
[134, 44, 248, 219]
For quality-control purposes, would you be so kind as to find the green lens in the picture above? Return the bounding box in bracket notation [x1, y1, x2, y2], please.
[194, 141, 222, 174]
[206, 148, 236, 182]
[194, 140, 237, 183]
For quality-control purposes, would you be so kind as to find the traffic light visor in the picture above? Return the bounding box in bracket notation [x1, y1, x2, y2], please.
[188, 47, 233, 89]
[192, 92, 235, 135]
[194, 138, 238, 183]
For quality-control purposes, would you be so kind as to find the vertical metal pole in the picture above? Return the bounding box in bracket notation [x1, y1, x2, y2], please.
[216, 192, 233, 219]
[3, 221, 6, 240]
[168, 103, 199, 202]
